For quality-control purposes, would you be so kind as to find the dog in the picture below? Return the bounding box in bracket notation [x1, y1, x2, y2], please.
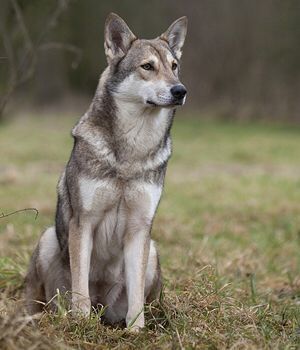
[26, 12, 187, 331]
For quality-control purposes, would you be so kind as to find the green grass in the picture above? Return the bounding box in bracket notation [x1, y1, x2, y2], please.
[1, 114, 300, 349]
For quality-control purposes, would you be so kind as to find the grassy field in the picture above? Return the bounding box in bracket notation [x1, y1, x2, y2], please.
[0, 114, 300, 349]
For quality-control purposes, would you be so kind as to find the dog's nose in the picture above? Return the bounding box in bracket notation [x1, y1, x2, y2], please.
[171, 84, 187, 100]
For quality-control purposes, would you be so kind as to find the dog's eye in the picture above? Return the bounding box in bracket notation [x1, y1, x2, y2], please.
[141, 63, 154, 71]
[172, 62, 178, 70]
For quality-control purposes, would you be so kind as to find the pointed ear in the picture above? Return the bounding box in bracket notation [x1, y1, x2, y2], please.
[104, 13, 136, 64]
[160, 17, 188, 60]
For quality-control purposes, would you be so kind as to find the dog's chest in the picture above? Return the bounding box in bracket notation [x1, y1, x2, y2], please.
[78, 177, 162, 223]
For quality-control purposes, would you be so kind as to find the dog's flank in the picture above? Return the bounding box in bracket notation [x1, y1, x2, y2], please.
[25, 12, 187, 330]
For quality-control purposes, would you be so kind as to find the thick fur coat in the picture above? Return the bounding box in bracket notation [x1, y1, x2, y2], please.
[26, 13, 187, 330]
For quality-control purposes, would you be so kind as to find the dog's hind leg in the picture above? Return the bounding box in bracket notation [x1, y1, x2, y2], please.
[26, 227, 71, 314]
[38, 227, 71, 309]
[25, 247, 46, 315]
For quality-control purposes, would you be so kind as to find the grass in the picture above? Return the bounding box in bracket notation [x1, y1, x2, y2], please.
[0, 113, 300, 349]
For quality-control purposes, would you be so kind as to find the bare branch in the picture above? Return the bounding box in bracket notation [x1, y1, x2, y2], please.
[0, 2, 18, 114]
[10, 0, 34, 52]
[35, 0, 70, 47]
[0, 24, 17, 85]
[10, 0, 37, 85]
[0, 0, 79, 119]
[39, 42, 82, 69]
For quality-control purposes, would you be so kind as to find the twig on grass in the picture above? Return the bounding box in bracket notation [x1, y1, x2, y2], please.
[0, 208, 39, 220]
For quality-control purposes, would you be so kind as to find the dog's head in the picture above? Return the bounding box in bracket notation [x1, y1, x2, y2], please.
[104, 13, 188, 108]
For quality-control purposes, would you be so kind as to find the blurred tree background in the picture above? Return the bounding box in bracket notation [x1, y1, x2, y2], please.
[1, 0, 300, 121]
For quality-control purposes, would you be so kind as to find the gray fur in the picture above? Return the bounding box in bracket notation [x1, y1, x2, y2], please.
[25, 13, 187, 330]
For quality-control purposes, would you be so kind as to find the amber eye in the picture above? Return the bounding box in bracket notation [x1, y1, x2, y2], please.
[141, 63, 154, 71]
[172, 62, 178, 70]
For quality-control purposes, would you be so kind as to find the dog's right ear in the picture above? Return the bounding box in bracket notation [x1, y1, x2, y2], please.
[104, 13, 136, 64]
[160, 17, 188, 60]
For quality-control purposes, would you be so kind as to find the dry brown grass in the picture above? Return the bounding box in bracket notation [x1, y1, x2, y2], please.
[0, 116, 300, 348]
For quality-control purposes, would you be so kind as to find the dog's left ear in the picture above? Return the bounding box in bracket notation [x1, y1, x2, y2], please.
[104, 13, 136, 64]
[160, 17, 188, 60]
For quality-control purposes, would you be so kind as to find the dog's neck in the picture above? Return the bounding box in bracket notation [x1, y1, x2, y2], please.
[114, 97, 173, 158]
[74, 67, 174, 161]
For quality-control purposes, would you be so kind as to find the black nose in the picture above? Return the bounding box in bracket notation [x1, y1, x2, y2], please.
[171, 84, 187, 100]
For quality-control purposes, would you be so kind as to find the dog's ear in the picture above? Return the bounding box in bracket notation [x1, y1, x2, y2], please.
[104, 13, 136, 64]
[160, 17, 188, 60]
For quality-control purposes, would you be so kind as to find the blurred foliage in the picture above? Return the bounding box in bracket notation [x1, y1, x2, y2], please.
[1, 0, 300, 120]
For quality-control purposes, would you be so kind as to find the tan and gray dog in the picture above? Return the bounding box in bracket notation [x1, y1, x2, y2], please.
[26, 13, 187, 331]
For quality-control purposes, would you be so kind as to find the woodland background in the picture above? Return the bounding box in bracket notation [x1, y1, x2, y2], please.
[1, 0, 300, 121]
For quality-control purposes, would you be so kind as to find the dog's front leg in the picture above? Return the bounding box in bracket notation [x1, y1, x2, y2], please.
[124, 225, 150, 331]
[69, 218, 93, 316]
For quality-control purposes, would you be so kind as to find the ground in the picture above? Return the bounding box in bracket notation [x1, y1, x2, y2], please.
[0, 114, 299, 349]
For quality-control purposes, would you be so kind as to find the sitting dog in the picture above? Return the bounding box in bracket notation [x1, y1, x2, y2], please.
[26, 12, 187, 330]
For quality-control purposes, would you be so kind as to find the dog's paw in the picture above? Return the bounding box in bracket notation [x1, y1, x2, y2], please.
[126, 311, 144, 332]
[126, 324, 143, 333]
[72, 297, 91, 317]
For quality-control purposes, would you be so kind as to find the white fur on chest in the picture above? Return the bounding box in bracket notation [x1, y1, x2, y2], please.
[79, 177, 163, 230]
[79, 177, 120, 213]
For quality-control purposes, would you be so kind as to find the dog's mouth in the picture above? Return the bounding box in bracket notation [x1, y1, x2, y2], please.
[146, 100, 158, 106]
[146, 99, 184, 107]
